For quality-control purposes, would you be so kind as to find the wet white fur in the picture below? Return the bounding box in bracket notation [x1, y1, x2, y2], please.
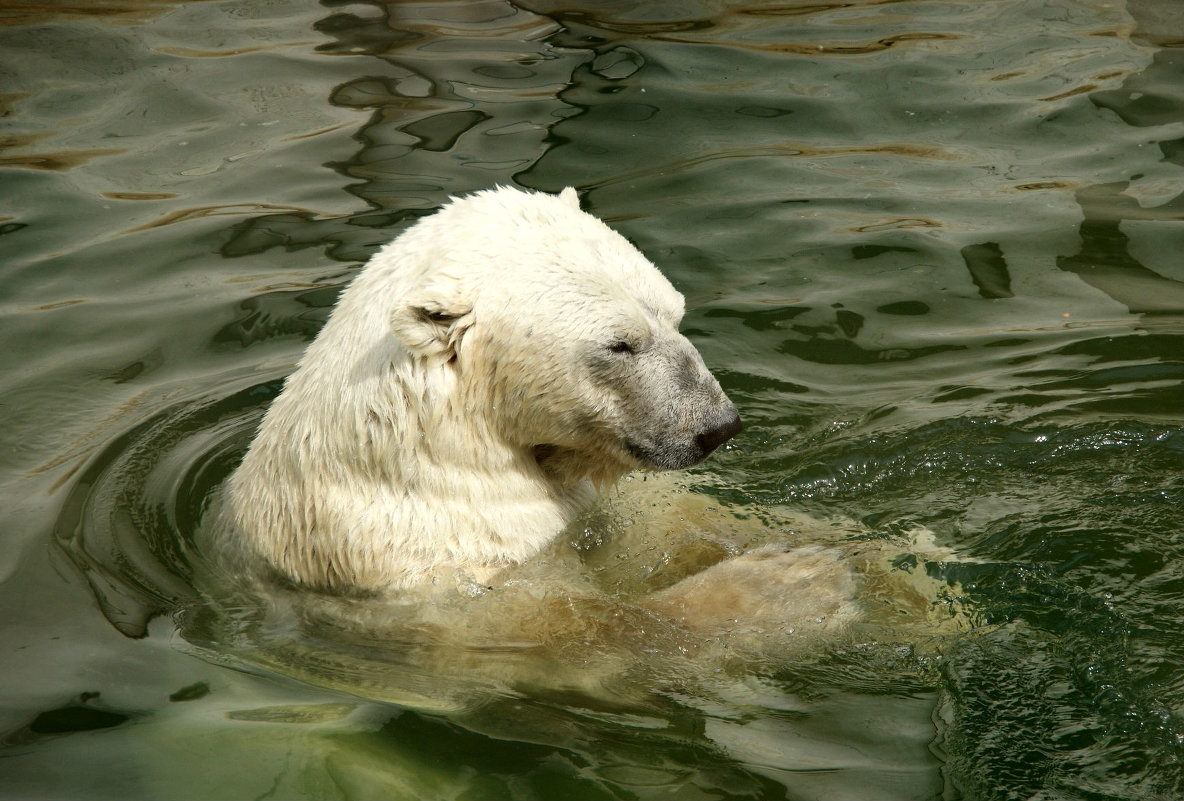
[225, 187, 736, 591]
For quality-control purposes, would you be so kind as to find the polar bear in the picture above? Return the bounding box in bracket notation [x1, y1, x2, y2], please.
[225, 186, 753, 596]
[216, 187, 965, 702]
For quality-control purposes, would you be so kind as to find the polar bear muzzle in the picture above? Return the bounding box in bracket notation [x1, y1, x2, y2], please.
[626, 409, 742, 469]
[617, 340, 743, 471]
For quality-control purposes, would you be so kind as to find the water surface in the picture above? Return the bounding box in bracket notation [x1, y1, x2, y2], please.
[1, 1, 1183, 799]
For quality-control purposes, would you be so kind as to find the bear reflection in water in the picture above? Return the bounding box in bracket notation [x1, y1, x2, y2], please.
[213, 187, 962, 707]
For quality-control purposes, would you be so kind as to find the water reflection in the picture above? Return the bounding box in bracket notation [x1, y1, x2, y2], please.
[223, 0, 588, 262]
[1058, 180, 1184, 314]
[957, 0, 1184, 318]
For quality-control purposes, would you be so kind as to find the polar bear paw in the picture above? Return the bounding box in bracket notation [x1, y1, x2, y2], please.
[643, 544, 860, 635]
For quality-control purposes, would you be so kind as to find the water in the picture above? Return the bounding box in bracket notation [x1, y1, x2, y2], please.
[2, 0, 1182, 798]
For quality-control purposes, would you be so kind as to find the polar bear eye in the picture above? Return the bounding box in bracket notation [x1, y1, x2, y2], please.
[607, 340, 635, 355]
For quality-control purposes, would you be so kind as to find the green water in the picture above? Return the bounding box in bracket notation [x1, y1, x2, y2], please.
[2, 0, 1183, 798]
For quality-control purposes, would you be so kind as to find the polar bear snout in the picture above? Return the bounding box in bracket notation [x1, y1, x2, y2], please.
[696, 407, 742, 457]
[678, 346, 742, 463]
[624, 386, 741, 470]
[618, 342, 743, 470]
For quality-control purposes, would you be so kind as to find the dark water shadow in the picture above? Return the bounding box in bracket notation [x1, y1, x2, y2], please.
[52, 374, 278, 638]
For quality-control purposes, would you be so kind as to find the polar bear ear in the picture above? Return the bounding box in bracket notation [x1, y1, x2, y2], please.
[559, 187, 580, 209]
[390, 290, 475, 362]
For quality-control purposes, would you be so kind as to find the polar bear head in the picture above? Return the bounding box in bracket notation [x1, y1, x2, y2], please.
[229, 186, 741, 589]
[383, 187, 742, 481]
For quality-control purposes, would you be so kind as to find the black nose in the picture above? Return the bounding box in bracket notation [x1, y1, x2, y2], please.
[697, 409, 742, 457]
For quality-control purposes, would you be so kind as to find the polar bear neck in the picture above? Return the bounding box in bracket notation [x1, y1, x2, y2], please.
[226, 290, 602, 593]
